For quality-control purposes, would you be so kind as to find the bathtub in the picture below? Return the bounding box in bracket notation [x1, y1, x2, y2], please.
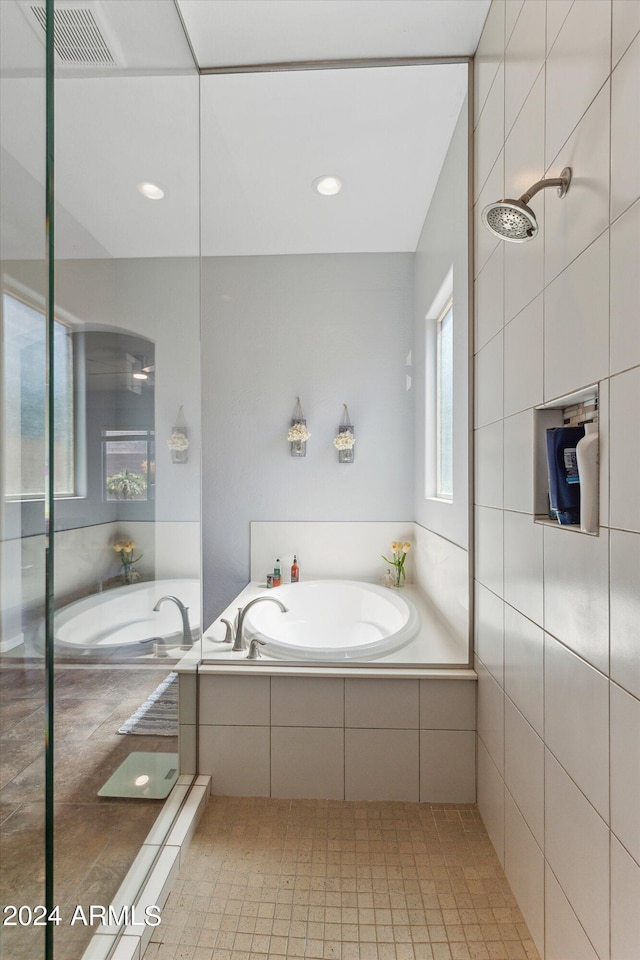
[242, 580, 420, 660]
[54, 579, 201, 653]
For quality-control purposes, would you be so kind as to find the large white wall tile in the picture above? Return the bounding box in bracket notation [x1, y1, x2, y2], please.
[545, 0, 611, 168]
[504, 0, 545, 135]
[545, 866, 600, 960]
[477, 737, 505, 865]
[543, 523, 609, 672]
[544, 84, 611, 285]
[544, 231, 610, 401]
[475, 421, 504, 508]
[199, 675, 270, 726]
[271, 727, 344, 800]
[475, 242, 504, 351]
[504, 791, 544, 954]
[611, 33, 640, 220]
[345, 729, 419, 802]
[419, 679, 476, 730]
[271, 677, 343, 727]
[505, 0, 525, 43]
[475, 151, 504, 274]
[504, 72, 545, 323]
[610, 682, 640, 865]
[610, 199, 640, 375]
[476, 657, 505, 775]
[503, 510, 543, 625]
[546, 0, 574, 55]
[611, 835, 640, 960]
[504, 697, 544, 846]
[475, 506, 504, 597]
[419, 730, 476, 802]
[504, 603, 544, 735]
[610, 529, 640, 700]
[476, 582, 504, 683]
[503, 409, 534, 513]
[475, 0, 506, 127]
[476, 63, 505, 197]
[545, 635, 610, 820]
[199, 725, 270, 796]
[504, 295, 544, 416]
[344, 678, 418, 729]
[545, 750, 610, 960]
[613, 0, 640, 66]
[610, 366, 640, 532]
[475, 331, 503, 427]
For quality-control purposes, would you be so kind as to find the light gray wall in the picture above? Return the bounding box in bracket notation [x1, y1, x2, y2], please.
[202, 253, 414, 623]
[413, 95, 470, 550]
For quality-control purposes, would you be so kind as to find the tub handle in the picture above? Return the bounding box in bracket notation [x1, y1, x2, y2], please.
[247, 638, 267, 660]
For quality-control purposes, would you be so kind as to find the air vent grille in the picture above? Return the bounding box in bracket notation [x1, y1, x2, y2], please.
[29, 4, 115, 65]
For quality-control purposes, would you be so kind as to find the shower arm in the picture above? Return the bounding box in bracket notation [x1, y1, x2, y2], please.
[519, 167, 572, 204]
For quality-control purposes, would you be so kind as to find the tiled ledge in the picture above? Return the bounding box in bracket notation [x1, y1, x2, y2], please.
[80, 775, 210, 960]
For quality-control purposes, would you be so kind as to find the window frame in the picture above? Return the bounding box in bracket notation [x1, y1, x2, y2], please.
[2, 289, 77, 501]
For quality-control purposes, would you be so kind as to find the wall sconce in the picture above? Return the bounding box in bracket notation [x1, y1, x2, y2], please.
[333, 404, 355, 463]
[287, 397, 310, 457]
[167, 405, 189, 464]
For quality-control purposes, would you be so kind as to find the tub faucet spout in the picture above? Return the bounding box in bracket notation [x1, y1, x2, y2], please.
[232, 596, 288, 652]
[153, 595, 193, 651]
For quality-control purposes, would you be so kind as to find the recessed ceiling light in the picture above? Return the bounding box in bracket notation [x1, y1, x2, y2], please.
[138, 181, 165, 200]
[132, 371, 148, 381]
[313, 175, 342, 197]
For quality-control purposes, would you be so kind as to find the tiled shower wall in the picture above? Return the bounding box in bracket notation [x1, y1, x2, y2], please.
[473, 2, 640, 958]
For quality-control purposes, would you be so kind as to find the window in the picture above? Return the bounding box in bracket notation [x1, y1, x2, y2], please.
[424, 267, 454, 502]
[102, 430, 155, 501]
[436, 298, 453, 500]
[2, 292, 75, 498]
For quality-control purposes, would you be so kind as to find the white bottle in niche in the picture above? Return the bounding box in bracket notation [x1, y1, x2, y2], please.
[576, 421, 599, 533]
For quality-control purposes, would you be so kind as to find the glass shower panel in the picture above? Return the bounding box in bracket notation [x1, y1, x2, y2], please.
[51, 1, 200, 955]
[0, 1, 49, 958]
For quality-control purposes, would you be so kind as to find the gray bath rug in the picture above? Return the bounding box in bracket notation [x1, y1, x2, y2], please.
[117, 672, 178, 736]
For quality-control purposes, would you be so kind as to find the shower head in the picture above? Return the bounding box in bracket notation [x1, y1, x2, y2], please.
[481, 167, 572, 243]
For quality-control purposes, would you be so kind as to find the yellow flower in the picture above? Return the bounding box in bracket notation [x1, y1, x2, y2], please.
[403, 542, 411, 552]
[113, 542, 124, 552]
[391, 541, 401, 552]
[123, 541, 136, 552]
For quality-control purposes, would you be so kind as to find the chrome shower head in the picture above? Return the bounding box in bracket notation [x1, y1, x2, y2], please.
[482, 198, 538, 242]
[481, 167, 572, 243]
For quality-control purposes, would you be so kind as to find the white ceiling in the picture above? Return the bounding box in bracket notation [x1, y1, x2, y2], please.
[0, 0, 490, 260]
[176, 0, 489, 67]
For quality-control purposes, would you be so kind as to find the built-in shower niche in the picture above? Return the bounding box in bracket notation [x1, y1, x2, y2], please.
[534, 384, 599, 535]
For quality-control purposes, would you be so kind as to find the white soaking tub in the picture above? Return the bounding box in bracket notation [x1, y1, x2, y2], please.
[242, 580, 419, 661]
[54, 579, 200, 653]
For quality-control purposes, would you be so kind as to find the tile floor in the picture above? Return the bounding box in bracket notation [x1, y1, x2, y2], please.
[0, 662, 179, 959]
[145, 797, 540, 960]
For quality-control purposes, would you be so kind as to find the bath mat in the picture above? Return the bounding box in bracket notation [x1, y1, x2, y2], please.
[117, 672, 178, 737]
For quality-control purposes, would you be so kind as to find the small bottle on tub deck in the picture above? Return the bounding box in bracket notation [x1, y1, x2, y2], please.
[273, 559, 281, 587]
[291, 555, 299, 582]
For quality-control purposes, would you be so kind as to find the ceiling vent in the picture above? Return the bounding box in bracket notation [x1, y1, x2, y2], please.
[23, 1, 121, 67]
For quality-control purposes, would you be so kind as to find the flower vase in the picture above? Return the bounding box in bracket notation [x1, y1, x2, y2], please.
[394, 567, 405, 588]
[290, 420, 307, 457]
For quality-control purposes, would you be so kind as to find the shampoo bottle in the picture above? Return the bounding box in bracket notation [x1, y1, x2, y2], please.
[291, 555, 299, 583]
[576, 421, 599, 534]
[546, 425, 585, 524]
[273, 559, 281, 587]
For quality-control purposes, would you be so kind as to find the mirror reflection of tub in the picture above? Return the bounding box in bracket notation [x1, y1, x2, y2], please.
[53, 579, 200, 657]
